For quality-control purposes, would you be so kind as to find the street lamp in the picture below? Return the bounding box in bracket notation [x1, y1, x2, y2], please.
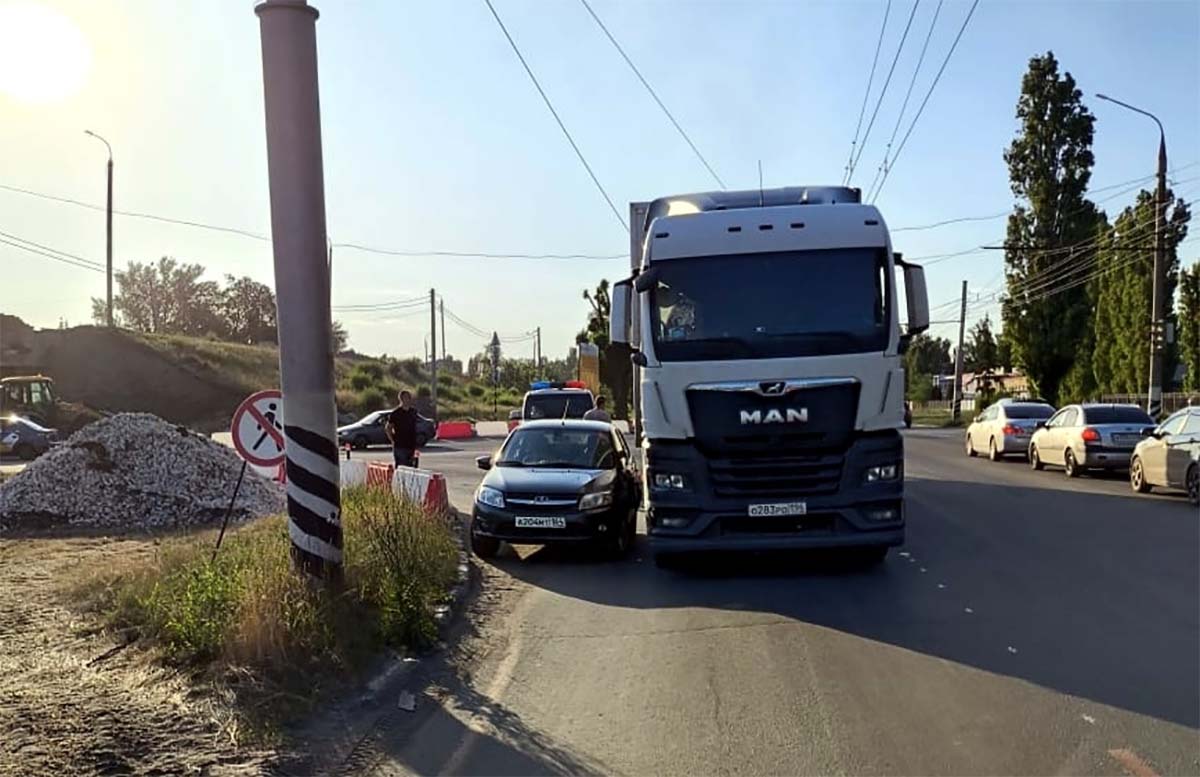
[84, 129, 114, 328]
[1095, 93, 1167, 418]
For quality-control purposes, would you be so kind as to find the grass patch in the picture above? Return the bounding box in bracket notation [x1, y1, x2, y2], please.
[911, 407, 966, 428]
[77, 488, 459, 733]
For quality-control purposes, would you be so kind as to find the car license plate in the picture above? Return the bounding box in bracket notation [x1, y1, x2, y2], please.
[1114, 433, 1141, 445]
[748, 502, 807, 517]
[514, 516, 566, 529]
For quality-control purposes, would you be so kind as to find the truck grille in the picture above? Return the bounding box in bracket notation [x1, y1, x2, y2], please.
[708, 452, 843, 497]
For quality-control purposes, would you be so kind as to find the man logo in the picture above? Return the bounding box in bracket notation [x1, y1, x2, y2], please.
[760, 381, 787, 396]
[739, 408, 808, 425]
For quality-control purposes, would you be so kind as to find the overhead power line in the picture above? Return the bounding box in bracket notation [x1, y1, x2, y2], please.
[865, 0, 944, 199]
[844, 0, 892, 185]
[847, 0, 923, 185]
[483, 0, 628, 233]
[0, 235, 104, 274]
[334, 243, 623, 260]
[578, 0, 725, 189]
[870, 0, 980, 201]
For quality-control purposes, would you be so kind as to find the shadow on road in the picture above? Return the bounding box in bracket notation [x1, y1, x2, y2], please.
[488, 478, 1200, 729]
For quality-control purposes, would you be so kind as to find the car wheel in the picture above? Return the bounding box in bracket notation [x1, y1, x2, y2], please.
[353, 435, 368, 451]
[415, 433, 430, 448]
[1187, 464, 1199, 507]
[1130, 456, 1151, 494]
[470, 523, 500, 559]
[604, 513, 636, 560]
[965, 434, 977, 457]
[1064, 449, 1082, 478]
[988, 438, 1001, 462]
[13, 443, 35, 461]
[1029, 444, 1044, 471]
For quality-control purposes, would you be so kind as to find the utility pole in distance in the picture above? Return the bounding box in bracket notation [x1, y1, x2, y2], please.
[1096, 93, 1168, 418]
[430, 288, 438, 419]
[84, 130, 113, 327]
[256, 0, 342, 580]
[951, 280, 968, 423]
[440, 298, 446, 364]
[536, 326, 542, 379]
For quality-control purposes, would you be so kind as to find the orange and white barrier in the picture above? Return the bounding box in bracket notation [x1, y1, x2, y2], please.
[340, 459, 369, 488]
[392, 466, 450, 515]
[366, 461, 395, 489]
[436, 421, 476, 440]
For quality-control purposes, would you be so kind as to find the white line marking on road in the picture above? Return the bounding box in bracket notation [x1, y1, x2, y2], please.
[964, 607, 974, 614]
[919, 567, 927, 573]
[1007, 646, 1018, 654]
[937, 583, 946, 589]
[898, 551, 910, 557]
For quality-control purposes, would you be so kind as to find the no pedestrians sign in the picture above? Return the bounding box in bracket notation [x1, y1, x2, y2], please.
[231, 390, 286, 468]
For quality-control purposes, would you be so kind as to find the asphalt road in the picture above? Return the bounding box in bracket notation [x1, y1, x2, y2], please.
[352, 431, 1199, 776]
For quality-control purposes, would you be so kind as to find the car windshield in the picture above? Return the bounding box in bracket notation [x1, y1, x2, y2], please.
[496, 428, 614, 469]
[1004, 404, 1055, 419]
[649, 247, 889, 361]
[1083, 406, 1154, 424]
[525, 394, 593, 420]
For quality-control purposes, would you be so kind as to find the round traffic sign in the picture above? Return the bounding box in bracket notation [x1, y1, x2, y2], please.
[231, 390, 286, 467]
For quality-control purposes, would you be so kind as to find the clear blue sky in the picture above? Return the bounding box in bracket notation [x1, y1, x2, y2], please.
[1, 0, 1197, 362]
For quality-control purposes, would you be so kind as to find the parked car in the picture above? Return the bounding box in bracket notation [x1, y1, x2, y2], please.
[1130, 406, 1200, 504]
[0, 415, 57, 460]
[470, 420, 641, 560]
[1028, 403, 1155, 477]
[521, 381, 595, 421]
[966, 399, 1056, 460]
[337, 409, 436, 450]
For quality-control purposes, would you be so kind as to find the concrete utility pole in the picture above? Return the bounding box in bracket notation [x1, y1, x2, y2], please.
[535, 326, 542, 378]
[1096, 93, 1168, 418]
[440, 298, 446, 364]
[429, 289, 438, 418]
[256, 0, 342, 580]
[952, 280, 968, 422]
[84, 130, 113, 327]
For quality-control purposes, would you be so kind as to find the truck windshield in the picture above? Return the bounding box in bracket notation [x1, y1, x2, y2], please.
[649, 247, 890, 361]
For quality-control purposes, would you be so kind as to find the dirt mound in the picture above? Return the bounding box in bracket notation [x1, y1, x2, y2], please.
[0, 413, 283, 533]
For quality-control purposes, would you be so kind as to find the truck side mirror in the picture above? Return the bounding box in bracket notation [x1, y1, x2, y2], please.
[897, 257, 929, 337]
[610, 279, 632, 345]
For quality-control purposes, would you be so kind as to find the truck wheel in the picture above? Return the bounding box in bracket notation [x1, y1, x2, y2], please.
[470, 526, 500, 560]
[14, 443, 35, 461]
[1130, 456, 1151, 494]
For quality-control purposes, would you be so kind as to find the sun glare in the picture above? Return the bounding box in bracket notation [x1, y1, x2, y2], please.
[0, 2, 91, 104]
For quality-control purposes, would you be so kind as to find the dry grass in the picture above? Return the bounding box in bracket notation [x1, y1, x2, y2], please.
[75, 488, 459, 732]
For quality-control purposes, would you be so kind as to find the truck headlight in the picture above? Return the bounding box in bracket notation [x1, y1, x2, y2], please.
[578, 491, 613, 511]
[864, 463, 900, 483]
[476, 486, 505, 509]
[652, 472, 689, 491]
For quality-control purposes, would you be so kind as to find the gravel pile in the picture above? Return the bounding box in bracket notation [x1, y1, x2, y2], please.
[0, 413, 284, 532]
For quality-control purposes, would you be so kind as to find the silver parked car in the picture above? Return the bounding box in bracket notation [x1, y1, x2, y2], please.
[965, 399, 1056, 461]
[1130, 407, 1200, 503]
[1029, 403, 1155, 477]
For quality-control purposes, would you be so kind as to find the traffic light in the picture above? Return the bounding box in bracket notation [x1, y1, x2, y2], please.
[1150, 320, 1166, 353]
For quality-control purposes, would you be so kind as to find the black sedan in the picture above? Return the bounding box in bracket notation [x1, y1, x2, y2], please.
[0, 415, 57, 460]
[470, 420, 640, 560]
[337, 409, 436, 450]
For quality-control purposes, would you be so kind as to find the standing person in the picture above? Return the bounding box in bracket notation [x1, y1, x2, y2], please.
[583, 395, 612, 423]
[386, 390, 419, 467]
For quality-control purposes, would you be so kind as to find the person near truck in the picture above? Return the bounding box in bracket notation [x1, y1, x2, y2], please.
[583, 395, 612, 423]
[386, 390, 419, 467]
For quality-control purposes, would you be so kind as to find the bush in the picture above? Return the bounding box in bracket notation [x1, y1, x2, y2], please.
[358, 387, 388, 413]
[416, 385, 432, 399]
[467, 384, 486, 398]
[358, 363, 384, 382]
[349, 372, 374, 391]
[438, 373, 454, 387]
[85, 489, 458, 726]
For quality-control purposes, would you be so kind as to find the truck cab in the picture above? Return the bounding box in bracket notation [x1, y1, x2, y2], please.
[0, 375, 58, 427]
[610, 186, 929, 563]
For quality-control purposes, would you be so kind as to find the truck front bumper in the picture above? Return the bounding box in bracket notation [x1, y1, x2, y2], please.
[645, 431, 906, 553]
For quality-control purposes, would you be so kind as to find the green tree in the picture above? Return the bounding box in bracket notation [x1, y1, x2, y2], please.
[1178, 261, 1200, 392]
[904, 333, 952, 380]
[1000, 52, 1102, 404]
[1091, 192, 1191, 394]
[220, 275, 277, 344]
[93, 257, 223, 336]
[996, 330, 1014, 372]
[332, 320, 349, 353]
[964, 315, 999, 373]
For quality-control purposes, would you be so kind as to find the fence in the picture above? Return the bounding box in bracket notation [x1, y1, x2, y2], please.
[914, 398, 976, 413]
[1099, 393, 1198, 415]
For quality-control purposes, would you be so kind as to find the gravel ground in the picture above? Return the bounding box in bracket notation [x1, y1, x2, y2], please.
[0, 534, 274, 777]
[0, 413, 283, 534]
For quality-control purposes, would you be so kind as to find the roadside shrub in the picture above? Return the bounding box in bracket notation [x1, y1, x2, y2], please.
[438, 373, 454, 387]
[349, 372, 374, 391]
[358, 363, 385, 382]
[416, 385, 432, 399]
[358, 387, 388, 413]
[467, 384, 486, 398]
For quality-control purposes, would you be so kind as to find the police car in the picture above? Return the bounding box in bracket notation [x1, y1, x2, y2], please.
[511, 381, 595, 429]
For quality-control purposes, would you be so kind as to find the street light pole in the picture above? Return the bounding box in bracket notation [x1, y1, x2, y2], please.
[84, 130, 113, 327]
[1096, 93, 1168, 418]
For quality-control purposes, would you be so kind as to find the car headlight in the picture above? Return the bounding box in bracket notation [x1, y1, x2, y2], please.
[864, 463, 900, 483]
[476, 486, 505, 509]
[578, 491, 614, 511]
[652, 472, 689, 491]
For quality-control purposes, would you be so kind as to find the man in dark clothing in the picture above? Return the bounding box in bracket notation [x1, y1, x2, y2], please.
[386, 390, 419, 467]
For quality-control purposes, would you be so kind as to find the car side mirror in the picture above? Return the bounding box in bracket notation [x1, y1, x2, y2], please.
[476, 455, 492, 471]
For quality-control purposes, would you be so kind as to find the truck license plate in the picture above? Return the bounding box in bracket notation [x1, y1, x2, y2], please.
[748, 502, 807, 517]
[515, 516, 566, 529]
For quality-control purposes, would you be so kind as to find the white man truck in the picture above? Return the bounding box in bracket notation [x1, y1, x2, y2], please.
[609, 186, 929, 565]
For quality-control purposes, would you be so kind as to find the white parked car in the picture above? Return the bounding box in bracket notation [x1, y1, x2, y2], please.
[1029, 403, 1156, 477]
[965, 399, 1056, 461]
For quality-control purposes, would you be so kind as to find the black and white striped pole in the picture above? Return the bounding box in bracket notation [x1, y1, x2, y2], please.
[256, 0, 342, 580]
